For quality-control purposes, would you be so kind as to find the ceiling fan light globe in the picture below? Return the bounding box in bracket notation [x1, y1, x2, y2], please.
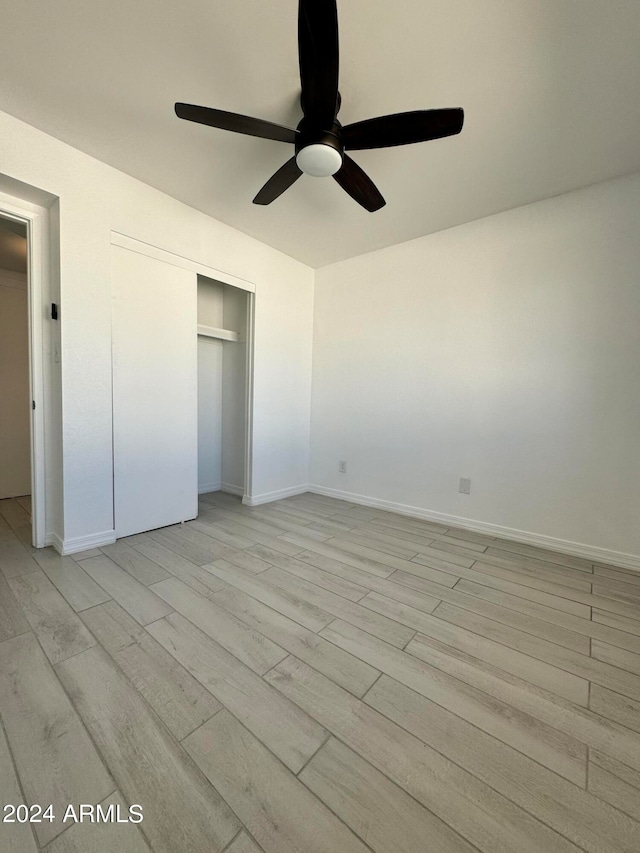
[296, 144, 343, 177]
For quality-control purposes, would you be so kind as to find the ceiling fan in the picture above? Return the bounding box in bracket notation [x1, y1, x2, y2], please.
[175, 0, 464, 212]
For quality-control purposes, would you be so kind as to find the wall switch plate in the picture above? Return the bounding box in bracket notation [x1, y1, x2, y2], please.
[459, 477, 471, 494]
[339, 460, 347, 474]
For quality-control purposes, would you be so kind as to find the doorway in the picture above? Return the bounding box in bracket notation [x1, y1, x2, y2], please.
[0, 191, 50, 548]
[0, 216, 30, 508]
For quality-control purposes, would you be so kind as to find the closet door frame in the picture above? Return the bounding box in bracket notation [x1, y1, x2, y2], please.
[111, 232, 255, 509]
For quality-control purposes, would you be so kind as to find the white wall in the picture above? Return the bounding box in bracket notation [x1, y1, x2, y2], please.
[0, 110, 314, 550]
[311, 172, 640, 565]
[0, 269, 30, 498]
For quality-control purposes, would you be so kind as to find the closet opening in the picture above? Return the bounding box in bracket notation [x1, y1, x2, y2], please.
[197, 275, 251, 501]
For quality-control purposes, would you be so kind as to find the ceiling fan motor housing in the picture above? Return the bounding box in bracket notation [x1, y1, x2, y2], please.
[295, 120, 344, 177]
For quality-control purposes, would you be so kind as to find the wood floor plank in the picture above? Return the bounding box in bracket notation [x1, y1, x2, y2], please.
[0, 634, 113, 845]
[146, 527, 220, 565]
[0, 572, 30, 641]
[300, 736, 477, 853]
[79, 554, 173, 625]
[367, 675, 639, 853]
[331, 530, 419, 560]
[590, 684, 640, 735]
[589, 573, 640, 598]
[360, 590, 441, 630]
[407, 633, 640, 773]
[594, 564, 640, 587]
[204, 559, 336, 632]
[247, 507, 334, 540]
[45, 791, 152, 853]
[148, 612, 327, 772]
[299, 548, 589, 653]
[70, 547, 102, 560]
[246, 545, 370, 602]
[393, 566, 591, 617]
[334, 534, 476, 572]
[443, 526, 497, 545]
[32, 548, 112, 611]
[183, 710, 368, 853]
[434, 602, 640, 702]
[56, 645, 239, 853]
[271, 502, 338, 524]
[593, 607, 640, 636]
[321, 619, 586, 783]
[197, 513, 305, 556]
[225, 831, 264, 853]
[295, 537, 461, 588]
[279, 534, 398, 578]
[210, 586, 380, 697]
[456, 578, 640, 654]
[415, 553, 592, 596]
[592, 639, 640, 677]
[126, 533, 227, 596]
[362, 514, 450, 536]
[593, 582, 640, 608]
[407, 603, 589, 704]
[81, 600, 221, 740]
[397, 572, 590, 654]
[210, 505, 330, 541]
[149, 577, 287, 675]
[479, 549, 594, 588]
[0, 535, 40, 578]
[189, 516, 256, 550]
[170, 525, 239, 563]
[259, 565, 415, 649]
[8, 570, 97, 663]
[0, 719, 38, 853]
[265, 656, 580, 853]
[100, 541, 171, 585]
[487, 539, 594, 571]
[589, 752, 640, 822]
[464, 563, 640, 623]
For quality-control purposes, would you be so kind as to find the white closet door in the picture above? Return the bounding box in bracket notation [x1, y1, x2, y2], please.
[112, 245, 197, 538]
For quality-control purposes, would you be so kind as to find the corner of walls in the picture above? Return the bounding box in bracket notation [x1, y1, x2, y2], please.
[309, 172, 640, 570]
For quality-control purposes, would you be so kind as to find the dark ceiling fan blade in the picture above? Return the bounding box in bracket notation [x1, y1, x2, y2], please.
[343, 108, 464, 150]
[298, 0, 339, 127]
[253, 157, 303, 205]
[333, 155, 386, 212]
[175, 103, 297, 144]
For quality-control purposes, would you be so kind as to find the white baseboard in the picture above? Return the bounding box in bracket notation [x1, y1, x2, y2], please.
[45, 532, 65, 554]
[308, 484, 640, 572]
[48, 529, 117, 556]
[243, 484, 309, 507]
[198, 481, 221, 495]
[221, 482, 244, 496]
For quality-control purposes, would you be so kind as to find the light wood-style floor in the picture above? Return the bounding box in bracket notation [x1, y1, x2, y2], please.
[1, 492, 640, 852]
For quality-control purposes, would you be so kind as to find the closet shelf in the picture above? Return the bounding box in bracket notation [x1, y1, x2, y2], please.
[197, 324, 239, 342]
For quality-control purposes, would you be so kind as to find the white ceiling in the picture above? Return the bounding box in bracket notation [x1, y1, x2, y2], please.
[1, 0, 639, 268]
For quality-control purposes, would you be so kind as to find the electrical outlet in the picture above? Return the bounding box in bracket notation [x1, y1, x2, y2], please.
[459, 477, 471, 495]
[338, 460, 347, 474]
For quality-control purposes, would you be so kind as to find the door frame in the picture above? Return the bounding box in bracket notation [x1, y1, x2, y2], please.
[0, 191, 50, 547]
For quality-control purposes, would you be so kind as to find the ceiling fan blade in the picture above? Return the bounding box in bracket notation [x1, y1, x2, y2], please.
[343, 108, 464, 150]
[253, 157, 303, 205]
[333, 155, 386, 212]
[175, 103, 297, 144]
[298, 0, 339, 127]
